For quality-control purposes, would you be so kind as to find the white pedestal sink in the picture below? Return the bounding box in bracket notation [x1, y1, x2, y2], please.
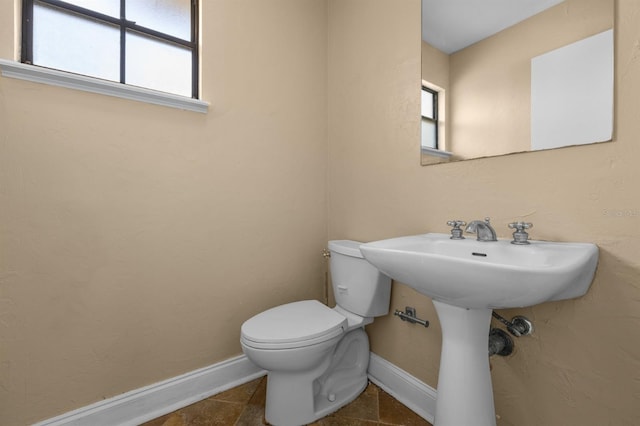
[360, 233, 598, 426]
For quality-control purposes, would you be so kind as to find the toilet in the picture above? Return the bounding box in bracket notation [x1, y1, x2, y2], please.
[240, 240, 391, 426]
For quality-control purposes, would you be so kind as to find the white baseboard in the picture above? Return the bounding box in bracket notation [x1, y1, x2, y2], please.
[34, 352, 435, 426]
[368, 352, 437, 424]
[33, 355, 266, 426]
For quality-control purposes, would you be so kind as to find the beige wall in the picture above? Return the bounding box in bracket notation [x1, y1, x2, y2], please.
[329, 0, 640, 425]
[421, 42, 448, 91]
[0, 1, 327, 424]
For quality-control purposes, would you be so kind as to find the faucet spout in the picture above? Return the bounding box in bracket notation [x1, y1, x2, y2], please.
[464, 218, 498, 242]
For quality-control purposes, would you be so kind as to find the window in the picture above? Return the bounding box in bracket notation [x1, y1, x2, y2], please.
[421, 85, 439, 150]
[21, 0, 199, 98]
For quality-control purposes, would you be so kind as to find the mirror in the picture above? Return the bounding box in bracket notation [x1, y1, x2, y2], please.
[420, 0, 614, 165]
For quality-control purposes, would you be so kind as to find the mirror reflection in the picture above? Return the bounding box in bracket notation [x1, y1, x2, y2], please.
[421, 0, 614, 166]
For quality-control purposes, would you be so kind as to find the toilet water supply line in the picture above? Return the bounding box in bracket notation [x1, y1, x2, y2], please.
[322, 249, 331, 305]
[394, 306, 430, 327]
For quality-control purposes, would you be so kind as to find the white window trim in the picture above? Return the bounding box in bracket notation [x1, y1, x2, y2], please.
[421, 146, 453, 158]
[0, 59, 209, 113]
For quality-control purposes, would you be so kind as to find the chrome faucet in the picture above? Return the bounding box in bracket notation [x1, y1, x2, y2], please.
[465, 217, 498, 242]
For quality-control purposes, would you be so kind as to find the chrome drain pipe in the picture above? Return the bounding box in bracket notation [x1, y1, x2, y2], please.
[489, 328, 514, 356]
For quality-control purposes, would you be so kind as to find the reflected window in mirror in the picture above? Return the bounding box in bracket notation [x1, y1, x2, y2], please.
[420, 81, 452, 164]
[421, 86, 439, 149]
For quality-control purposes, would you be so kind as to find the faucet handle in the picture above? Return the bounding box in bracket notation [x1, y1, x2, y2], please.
[508, 221, 533, 230]
[447, 220, 467, 240]
[508, 222, 533, 245]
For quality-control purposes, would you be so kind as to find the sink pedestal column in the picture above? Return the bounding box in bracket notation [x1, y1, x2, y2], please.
[432, 300, 496, 426]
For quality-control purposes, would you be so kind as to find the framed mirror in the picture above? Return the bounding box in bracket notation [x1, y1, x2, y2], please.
[421, 0, 614, 165]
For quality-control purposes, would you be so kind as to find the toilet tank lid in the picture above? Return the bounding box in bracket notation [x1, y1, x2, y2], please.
[328, 240, 364, 258]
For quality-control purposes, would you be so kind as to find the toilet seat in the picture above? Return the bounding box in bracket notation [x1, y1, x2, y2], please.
[241, 300, 347, 350]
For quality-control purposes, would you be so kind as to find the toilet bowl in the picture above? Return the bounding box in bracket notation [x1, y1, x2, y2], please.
[240, 240, 391, 426]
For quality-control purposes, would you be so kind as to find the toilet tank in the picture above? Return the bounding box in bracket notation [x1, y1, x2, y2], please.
[328, 240, 391, 317]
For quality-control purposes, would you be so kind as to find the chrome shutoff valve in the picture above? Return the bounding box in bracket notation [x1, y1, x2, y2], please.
[447, 220, 466, 240]
[508, 222, 533, 245]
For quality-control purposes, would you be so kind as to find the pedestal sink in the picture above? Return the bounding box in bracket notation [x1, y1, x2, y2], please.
[360, 233, 598, 426]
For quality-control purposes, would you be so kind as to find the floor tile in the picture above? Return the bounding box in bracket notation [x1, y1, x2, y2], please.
[378, 388, 432, 426]
[140, 378, 433, 426]
[235, 404, 268, 426]
[211, 379, 263, 405]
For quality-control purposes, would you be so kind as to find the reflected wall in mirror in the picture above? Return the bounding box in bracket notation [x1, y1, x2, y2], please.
[420, 0, 614, 166]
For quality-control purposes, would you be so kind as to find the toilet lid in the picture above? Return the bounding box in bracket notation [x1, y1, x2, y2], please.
[241, 300, 347, 349]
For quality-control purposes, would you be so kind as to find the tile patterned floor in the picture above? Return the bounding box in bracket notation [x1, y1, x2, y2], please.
[140, 376, 432, 426]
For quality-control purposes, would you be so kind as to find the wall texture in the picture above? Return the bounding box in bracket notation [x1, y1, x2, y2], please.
[0, 1, 327, 424]
[328, 0, 640, 425]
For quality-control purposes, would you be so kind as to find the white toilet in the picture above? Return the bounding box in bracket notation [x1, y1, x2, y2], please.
[240, 240, 391, 426]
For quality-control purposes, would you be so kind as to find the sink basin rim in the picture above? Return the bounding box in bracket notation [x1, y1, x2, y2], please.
[362, 233, 597, 271]
[359, 233, 599, 309]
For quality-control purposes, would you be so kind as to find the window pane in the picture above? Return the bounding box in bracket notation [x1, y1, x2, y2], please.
[62, 0, 120, 17]
[422, 118, 437, 149]
[421, 89, 434, 118]
[126, 0, 192, 40]
[126, 31, 192, 97]
[33, 2, 120, 82]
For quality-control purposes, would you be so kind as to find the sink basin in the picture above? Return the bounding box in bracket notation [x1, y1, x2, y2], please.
[359, 233, 599, 309]
[360, 233, 599, 426]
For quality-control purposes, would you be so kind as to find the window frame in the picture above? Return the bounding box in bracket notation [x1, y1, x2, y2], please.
[421, 85, 439, 150]
[20, 0, 200, 99]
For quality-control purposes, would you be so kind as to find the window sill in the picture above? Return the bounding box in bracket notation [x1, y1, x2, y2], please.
[421, 147, 453, 158]
[0, 59, 209, 113]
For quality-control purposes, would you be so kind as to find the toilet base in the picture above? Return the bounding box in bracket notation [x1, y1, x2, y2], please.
[264, 328, 370, 426]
